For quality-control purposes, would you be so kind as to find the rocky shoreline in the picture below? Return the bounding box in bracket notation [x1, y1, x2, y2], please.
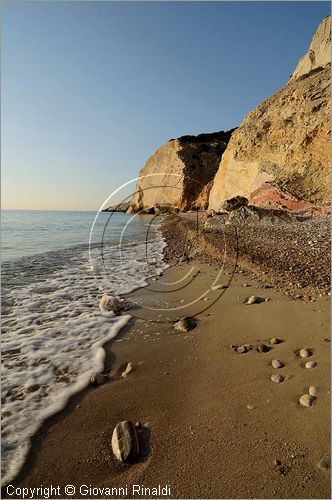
[161, 212, 331, 299]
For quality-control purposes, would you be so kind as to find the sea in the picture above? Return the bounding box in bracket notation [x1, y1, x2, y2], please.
[1, 210, 167, 484]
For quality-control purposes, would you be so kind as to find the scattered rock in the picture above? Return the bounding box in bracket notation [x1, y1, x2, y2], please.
[111, 420, 140, 462]
[237, 345, 249, 354]
[271, 374, 284, 383]
[274, 458, 281, 467]
[309, 386, 318, 396]
[204, 218, 222, 231]
[246, 404, 255, 410]
[257, 343, 270, 353]
[245, 295, 265, 305]
[299, 348, 311, 358]
[134, 421, 141, 428]
[173, 317, 197, 333]
[211, 284, 228, 290]
[317, 457, 330, 471]
[299, 394, 313, 407]
[122, 362, 135, 378]
[305, 361, 317, 369]
[90, 373, 107, 386]
[270, 337, 282, 345]
[99, 295, 123, 315]
[222, 195, 249, 212]
[271, 359, 283, 369]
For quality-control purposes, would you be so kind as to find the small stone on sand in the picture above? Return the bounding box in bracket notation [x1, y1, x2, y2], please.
[270, 337, 282, 345]
[173, 317, 197, 333]
[211, 284, 228, 290]
[90, 373, 106, 385]
[257, 343, 269, 353]
[305, 361, 317, 369]
[299, 394, 313, 407]
[237, 345, 248, 354]
[271, 359, 283, 369]
[309, 386, 318, 396]
[317, 457, 330, 471]
[111, 420, 139, 462]
[122, 362, 134, 378]
[299, 348, 311, 358]
[245, 295, 259, 305]
[99, 294, 123, 315]
[271, 374, 283, 383]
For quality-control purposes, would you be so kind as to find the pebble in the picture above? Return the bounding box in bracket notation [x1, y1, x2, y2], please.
[317, 457, 330, 471]
[305, 361, 317, 369]
[237, 345, 248, 354]
[257, 343, 270, 353]
[211, 284, 228, 290]
[111, 420, 140, 462]
[299, 394, 313, 407]
[299, 348, 311, 358]
[245, 295, 259, 305]
[270, 337, 282, 345]
[309, 386, 318, 396]
[122, 362, 134, 378]
[99, 294, 123, 314]
[271, 359, 283, 369]
[271, 374, 283, 383]
[246, 404, 254, 410]
[173, 317, 197, 333]
[90, 373, 107, 385]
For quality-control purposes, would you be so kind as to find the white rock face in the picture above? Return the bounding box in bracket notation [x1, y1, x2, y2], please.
[290, 16, 331, 82]
[208, 16, 331, 212]
[128, 131, 234, 212]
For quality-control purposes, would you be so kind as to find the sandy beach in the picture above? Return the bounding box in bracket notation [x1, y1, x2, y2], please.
[7, 214, 330, 499]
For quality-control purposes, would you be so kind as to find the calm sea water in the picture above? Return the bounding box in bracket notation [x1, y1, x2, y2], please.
[1, 210, 167, 484]
[1, 210, 144, 261]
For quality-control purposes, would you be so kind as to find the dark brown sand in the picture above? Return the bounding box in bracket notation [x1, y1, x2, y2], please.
[7, 257, 330, 499]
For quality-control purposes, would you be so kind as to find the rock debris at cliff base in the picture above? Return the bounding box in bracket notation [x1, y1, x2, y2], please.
[161, 213, 330, 298]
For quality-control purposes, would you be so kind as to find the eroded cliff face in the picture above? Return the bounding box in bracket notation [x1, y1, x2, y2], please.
[290, 16, 331, 82]
[209, 17, 331, 212]
[129, 130, 235, 212]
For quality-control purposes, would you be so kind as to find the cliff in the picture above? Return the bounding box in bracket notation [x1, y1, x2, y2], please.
[208, 16, 331, 212]
[128, 130, 235, 213]
[290, 16, 331, 82]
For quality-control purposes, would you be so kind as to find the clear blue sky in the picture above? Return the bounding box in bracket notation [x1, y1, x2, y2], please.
[2, 1, 330, 210]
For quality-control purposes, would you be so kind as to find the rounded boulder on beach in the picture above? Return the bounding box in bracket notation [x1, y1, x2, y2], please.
[111, 420, 140, 462]
[299, 394, 314, 407]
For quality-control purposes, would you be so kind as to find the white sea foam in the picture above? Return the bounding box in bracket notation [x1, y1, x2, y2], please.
[1, 226, 167, 484]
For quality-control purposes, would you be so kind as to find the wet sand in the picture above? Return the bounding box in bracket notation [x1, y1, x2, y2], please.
[7, 259, 331, 499]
